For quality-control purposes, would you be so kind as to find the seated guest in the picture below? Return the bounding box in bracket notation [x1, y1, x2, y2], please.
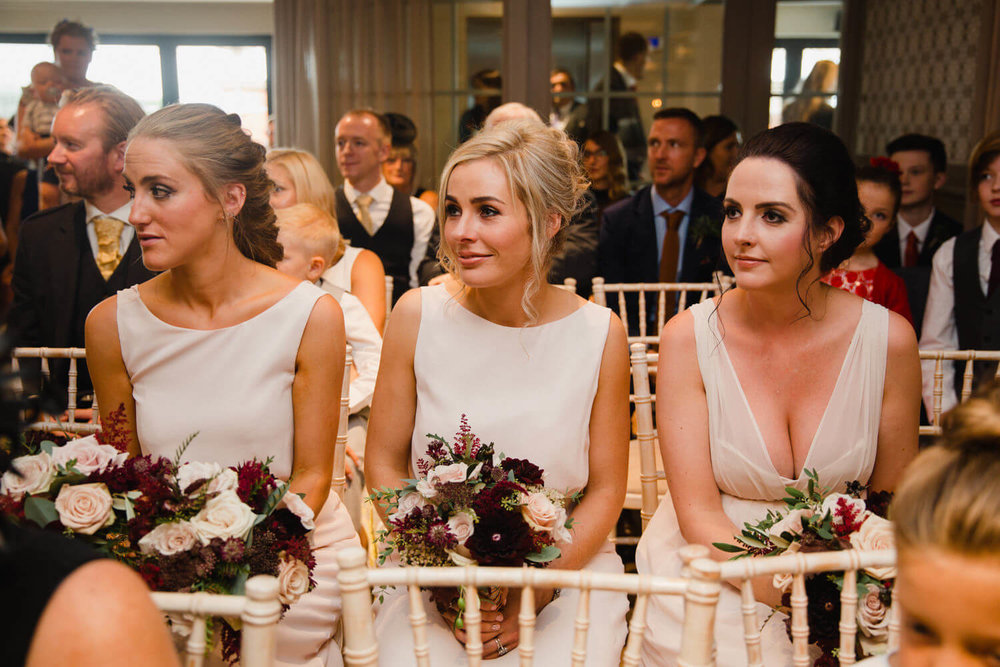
[599, 107, 724, 333]
[10, 85, 153, 403]
[582, 129, 629, 214]
[823, 158, 913, 324]
[875, 133, 964, 336]
[856, 384, 1000, 666]
[549, 68, 588, 145]
[266, 147, 387, 332]
[920, 132, 1000, 415]
[86, 103, 360, 665]
[693, 115, 741, 199]
[334, 110, 435, 305]
[366, 119, 629, 664]
[273, 203, 382, 531]
[383, 142, 438, 212]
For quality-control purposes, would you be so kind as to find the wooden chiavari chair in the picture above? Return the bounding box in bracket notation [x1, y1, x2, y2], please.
[11, 347, 99, 435]
[920, 349, 1000, 436]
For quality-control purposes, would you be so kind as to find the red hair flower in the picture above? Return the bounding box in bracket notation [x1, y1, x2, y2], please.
[869, 156, 901, 175]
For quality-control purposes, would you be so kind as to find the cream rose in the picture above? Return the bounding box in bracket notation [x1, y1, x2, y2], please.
[771, 542, 801, 593]
[429, 463, 468, 485]
[767, 508, 813, 541]
[1, 452, 56, 499]
[857, 584, 890, 639]
[821, 493, 866, 526]
[138, 520, 199, 556]
[189, 490, 257, 544]
[54, 483, 115, 535]
[849, 515, 896, 579]
[279, 492, 315, 530]
[277, 557, 311, 605]
[51, 436, 127, 475]
[390, 491, 428, 522]
[521, 492, 561, 532]
[175, 462, 238, 496]
[551, 508, 573, 544]
[447, 512, 476, 544]
[416, 478, 438, 499]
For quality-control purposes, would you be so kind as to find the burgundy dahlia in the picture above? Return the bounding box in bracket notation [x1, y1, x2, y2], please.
[501, 458, 544, 486]
[467, 509, 533, 566]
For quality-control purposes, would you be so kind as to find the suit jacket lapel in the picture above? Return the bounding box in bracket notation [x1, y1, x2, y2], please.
[636, 186, 658, 282]
[49, 204, 85, 347]
[920, 212, 949, 264]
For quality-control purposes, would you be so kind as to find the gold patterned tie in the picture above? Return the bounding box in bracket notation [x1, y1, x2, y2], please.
[355, 194, 375, 235]
[93, 215, 125, 280]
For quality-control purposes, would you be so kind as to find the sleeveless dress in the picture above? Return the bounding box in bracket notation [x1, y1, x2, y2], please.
[322, 245, 362, 293]
[373, 285, 629, 666]
[117, 281, 361, 667]
[636, 298, 888, 667]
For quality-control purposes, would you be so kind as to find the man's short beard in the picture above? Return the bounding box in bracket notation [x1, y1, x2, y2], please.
[59, 168, 115, 199]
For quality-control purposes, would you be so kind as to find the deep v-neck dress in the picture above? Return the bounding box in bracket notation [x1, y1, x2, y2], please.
[636, 298, 888, 667]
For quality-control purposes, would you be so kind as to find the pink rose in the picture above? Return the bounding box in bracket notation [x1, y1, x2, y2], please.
[278, 491, 315, 530]
[277, 556, 311, 605]
[428, 463, 468, 485]
[856, 584, 890, 639]
[849, 515, 896, 579]
[771, 542, 801, 593]
[821, 493, 866, 527]
[767, 508, 813, 541]
[138, 520, 199, 556]
[389, 491, 428, 522]
[447, 512, 476, 544]
[1, 452, 56, 499]
[416, 478, 438, 499]
[189, 490, 256, 544]
[51, 436, 127, 475]
[175, 461, 237, 495]
[54, 483, 114, 534]
[521, 492, 561, 532]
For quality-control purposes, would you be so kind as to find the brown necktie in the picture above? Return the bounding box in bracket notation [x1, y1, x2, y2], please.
[658, 210, 685, 283]
[93, 215, 125, 280]
[356, 194, 375, 235]
[904, 231, 919, 267]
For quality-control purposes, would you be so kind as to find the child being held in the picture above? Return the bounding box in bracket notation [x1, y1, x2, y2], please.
[274, 203, 382, 532]
[823, 157, 913, 325]
[21, 62, 67, 139]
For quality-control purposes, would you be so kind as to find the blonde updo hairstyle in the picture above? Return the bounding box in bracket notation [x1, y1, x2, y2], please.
[265, 148, 345, 264]
[891, 383, 1000, 558]
[436, 119, 588, 322]
[128, 103, 282, 267]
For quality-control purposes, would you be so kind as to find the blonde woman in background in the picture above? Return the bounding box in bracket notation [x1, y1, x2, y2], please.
[266, 148, 387, 332]
[857, 384, 1000, 666]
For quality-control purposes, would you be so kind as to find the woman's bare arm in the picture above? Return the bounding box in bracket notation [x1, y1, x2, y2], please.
[868, 311, 920, 493]
[349, 249, 387, 334]
[364, 288, 421, 521]
[85, 296, 140, 456]
[290, 294, 345, 516]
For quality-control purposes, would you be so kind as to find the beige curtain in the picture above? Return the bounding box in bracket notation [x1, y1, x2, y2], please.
[274, 0, 436, 189]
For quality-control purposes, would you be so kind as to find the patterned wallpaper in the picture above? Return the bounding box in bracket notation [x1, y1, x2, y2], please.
[854, 0, 983, 163]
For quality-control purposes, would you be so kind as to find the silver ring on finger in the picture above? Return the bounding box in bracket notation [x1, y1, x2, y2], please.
[495, 637, 508, 657]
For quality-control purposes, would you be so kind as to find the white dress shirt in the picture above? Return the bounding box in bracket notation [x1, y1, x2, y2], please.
[342, 177, 435, 288]
[84, 200, 135, 259]
[896, 208, 934, 260]
[614, 61, 638, 90]
[919, 221, 1000, 413]
[316, 278, 382, 414]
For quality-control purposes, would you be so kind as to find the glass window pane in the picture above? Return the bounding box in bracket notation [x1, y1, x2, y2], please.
[88, 45, 163, 114]
[771, 47, 787, 95]
[176, 45, 270, 146]
[800, 47, 841, 81]
[0, 43, 59, 121]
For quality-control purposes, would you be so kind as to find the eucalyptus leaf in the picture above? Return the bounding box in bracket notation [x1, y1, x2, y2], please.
[40, 441, 56, 456]
[24, 496, 59, 528]
[713, 542, 745, 553]
[525, 545, 560, 563]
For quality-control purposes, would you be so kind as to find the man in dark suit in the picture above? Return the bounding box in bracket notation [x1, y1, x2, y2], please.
[873, 133, 963, 336]
[10, 85, 153, 403]
[587, 32, 648, 182]
[549, 69, 588, 146]
[599, 107, 724, 335]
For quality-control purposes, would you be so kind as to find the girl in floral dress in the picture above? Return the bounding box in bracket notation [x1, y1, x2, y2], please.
[823, 159, 913, 325]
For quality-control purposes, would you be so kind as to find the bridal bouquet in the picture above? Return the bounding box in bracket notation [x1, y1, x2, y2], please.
[0, 429, 316, 664]
[714, 470, 895, 666]
[370, 415, 575, 622]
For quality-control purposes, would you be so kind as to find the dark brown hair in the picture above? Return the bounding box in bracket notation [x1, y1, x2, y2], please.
[128, 104, 282, 267]
[48, 19, 96, 52]
[585, 129, 628, 202]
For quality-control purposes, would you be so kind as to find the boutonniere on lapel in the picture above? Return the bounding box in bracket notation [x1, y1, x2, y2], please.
[689, 214, 722, 250]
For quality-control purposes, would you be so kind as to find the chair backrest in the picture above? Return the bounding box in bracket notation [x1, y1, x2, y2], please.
[688, 549, 899, 667]
[332, 344, 353, 500]
[592, 275, 733, 345]
[556, 278, 577, 294]
[385, 275, 394, 325]
[920, 349, 1000, 436]
[11, 347, 99, 434]
[151, 574, 282, 667]
[629, 343, 662, 530]
[337, 545, 714, 667]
